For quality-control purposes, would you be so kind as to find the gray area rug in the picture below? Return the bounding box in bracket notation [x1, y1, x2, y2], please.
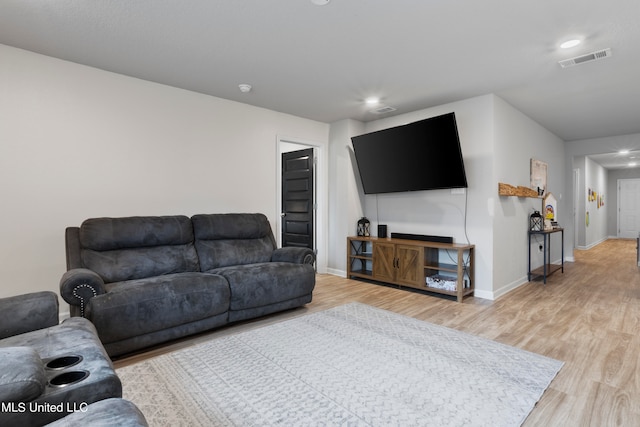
[118, 302, 563, 426]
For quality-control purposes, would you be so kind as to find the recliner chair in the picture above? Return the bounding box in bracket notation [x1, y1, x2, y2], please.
[0, 291, 127, 426]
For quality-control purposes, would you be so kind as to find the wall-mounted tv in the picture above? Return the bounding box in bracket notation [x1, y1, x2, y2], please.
[351, 112, 468, 194]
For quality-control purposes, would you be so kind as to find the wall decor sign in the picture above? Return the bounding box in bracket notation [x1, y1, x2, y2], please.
[530, 159, 547, 196]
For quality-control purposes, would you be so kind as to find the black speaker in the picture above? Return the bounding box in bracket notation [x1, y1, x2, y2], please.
[390, 232, 453, 243]
[378, 224, 387, 238]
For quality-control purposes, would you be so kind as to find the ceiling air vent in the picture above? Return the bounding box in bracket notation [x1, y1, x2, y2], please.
[559, 48, 612, 68]
[370, 105, 397, 114]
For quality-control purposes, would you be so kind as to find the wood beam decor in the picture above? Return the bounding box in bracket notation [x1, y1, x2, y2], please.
[498, 182, 540, 198]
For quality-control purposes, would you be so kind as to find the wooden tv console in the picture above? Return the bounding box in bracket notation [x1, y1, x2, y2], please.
[347, 236, 474, 302]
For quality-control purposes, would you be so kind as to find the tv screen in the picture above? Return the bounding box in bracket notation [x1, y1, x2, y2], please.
[351, 112, 467, 194]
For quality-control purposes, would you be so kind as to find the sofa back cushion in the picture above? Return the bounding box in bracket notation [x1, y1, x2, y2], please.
[192, 213, 276, 270]
[79, 216, 199, 283]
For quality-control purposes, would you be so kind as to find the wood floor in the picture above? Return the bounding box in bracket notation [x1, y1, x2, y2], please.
[115, 238, 640, 426]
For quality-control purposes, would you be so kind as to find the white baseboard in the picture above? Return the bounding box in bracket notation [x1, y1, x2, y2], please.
[326, 268, 346, 278]
[576, 236, 608, 251]
[491, 276, 529, 300]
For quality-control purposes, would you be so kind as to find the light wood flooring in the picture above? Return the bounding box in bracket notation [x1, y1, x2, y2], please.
[115, 238, 640, 426]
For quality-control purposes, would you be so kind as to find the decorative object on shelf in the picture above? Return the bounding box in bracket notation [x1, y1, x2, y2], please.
[530, 210, 543, 231]
[543, 192, 557, 229]
[530, 159, 548, 196]
[426, 274, 461, 292]
[378, 224, 387, 238]
[357, 217, 370, 236]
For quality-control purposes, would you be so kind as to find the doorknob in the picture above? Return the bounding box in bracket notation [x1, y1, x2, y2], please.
[281, 213, 286, 217]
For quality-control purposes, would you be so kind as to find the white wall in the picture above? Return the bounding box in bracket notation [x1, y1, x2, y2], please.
[328, 95, 566, 300]
[492, 96, 565, 297]
[327, 119, 365, 276]
[330, 95, 496, 298]
[0, 44, 329, 300]
[583, 157, 608, 247]
[1, 42, 574, 304]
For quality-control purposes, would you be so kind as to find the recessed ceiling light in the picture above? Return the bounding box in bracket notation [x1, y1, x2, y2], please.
[238, 84, 252, 93]
[560, 39, 581, 49]
[310, 0, 330, 5]
[629, 162, 637, 167]
[619, 149, 630, 155]
[365, 97, 380, 106]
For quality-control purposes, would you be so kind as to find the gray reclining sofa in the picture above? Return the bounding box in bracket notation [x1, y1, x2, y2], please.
[60, 213, 316, 357]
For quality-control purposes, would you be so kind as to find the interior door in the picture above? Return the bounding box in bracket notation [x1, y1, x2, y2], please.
[618, 178, 640, 238]
[281, 148, 314, 249]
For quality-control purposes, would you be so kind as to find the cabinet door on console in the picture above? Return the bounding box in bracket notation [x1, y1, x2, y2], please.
[373, 242, 395, 282]
[395, 245, 424, 287]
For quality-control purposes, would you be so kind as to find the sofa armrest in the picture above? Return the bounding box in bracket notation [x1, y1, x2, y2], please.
[0, 347, 47, 402]
[271, 247, 315, 265]
[0, 291, 59, 339]
[60, 269, 106, 318]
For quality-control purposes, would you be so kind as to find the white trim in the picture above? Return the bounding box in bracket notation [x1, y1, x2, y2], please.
[575, 236, 608, 250]
[326, 268, 347, 278]
[488, 276, 528, 301]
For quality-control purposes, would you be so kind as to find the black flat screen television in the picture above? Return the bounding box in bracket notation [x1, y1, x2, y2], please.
[351, 112, 467, 194]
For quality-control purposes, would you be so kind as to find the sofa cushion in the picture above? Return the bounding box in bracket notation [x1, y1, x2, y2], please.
[192, 214, 276, 269]
[210, 262, 315, 311]
[0, 346, 46, 402]
[89, 272, 230, 343]
[79, 216, 199, 282]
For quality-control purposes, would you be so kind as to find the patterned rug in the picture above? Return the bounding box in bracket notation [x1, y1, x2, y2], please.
[117, 303, 563, 426]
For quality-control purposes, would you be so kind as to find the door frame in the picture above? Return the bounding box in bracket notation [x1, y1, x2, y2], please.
[573, 168, 580, 248]
[276, 136, 327, 273]
[281, 147, 315, 251]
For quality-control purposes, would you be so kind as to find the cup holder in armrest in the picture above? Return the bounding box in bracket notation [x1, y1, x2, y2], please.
[48, 370, 90, 388]
[45, 355, 83, 370]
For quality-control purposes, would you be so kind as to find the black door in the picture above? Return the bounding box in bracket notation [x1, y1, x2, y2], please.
[281, 148, 314, 250]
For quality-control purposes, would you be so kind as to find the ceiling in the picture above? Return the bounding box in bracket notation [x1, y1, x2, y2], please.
[1, 0, 640, 144]
[589, 150, 640, 170]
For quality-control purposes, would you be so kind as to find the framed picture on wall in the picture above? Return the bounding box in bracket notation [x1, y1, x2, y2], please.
[530, 159, 547, 196]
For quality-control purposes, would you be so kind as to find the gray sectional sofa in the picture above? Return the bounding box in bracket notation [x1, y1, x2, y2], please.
[60, 213, 316, 357]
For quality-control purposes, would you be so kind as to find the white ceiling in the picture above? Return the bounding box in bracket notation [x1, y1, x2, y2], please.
[1, 0, 640, 143]
[589, 151, 640, 170]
